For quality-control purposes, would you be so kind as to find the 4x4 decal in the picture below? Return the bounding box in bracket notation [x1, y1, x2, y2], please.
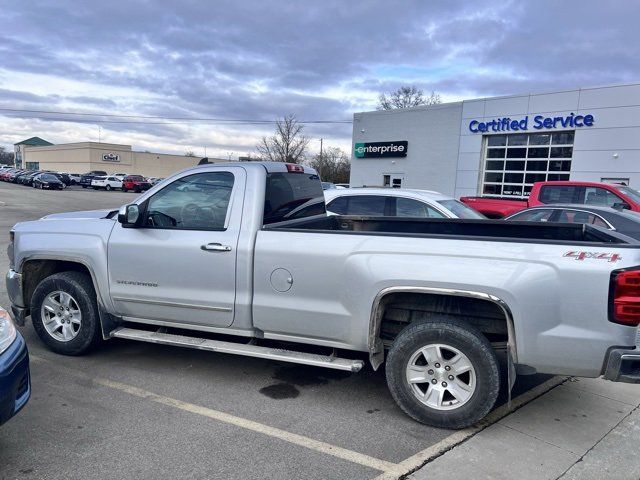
[564, 251, 621, 262]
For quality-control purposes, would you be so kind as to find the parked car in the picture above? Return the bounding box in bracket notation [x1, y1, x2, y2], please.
[122, 175, 151, 193]
[33, 173, 65, 190]
[8, 170, 26, 183]
[48, 172, 71, 186]
[0, 169, 17, 181]
[12, 171, 31, 184]
[67, 173, 81, 185]
[0, 306, 30, 426]
[461, 181, 640, 218]
[505, 204, 640, 240]
[113, 173, 129, 180]
[324, 188, 486, 219]
[20, 171, 41, 187]
[8, 162, 640, 430]
[79, 171, 108, 188]
[91, 175, 123, 191]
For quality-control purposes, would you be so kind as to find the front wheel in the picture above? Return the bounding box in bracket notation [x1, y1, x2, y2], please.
[30, 271, 102, 355]
[122, 188, 128, 193]
[105, 184, 112, 191]
[386, 318, 500, 429]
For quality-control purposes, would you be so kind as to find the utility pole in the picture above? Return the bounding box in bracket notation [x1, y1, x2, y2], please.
[98, 125, 101, 143]
[204, 146, 207, 157]
[319, 138, 323, 159]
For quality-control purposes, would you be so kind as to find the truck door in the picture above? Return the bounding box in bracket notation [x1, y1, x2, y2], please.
[107, 167, 245, 328]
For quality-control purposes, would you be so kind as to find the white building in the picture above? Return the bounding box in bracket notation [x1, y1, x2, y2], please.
[350, 82, 640, 198]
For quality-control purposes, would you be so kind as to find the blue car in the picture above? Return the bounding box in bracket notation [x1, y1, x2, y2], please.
[0, 306, 30, 426]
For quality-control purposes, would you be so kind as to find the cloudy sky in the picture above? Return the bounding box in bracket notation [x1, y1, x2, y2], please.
[0, 1, 638, 159]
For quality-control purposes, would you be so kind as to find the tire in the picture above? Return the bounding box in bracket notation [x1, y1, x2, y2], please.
[385, 318, 500, 429]
[105, 185, 112, 191]
[30, 271, 102, 355]
[82, 185, 87, 188]
[134, 188, 140, 193]
[122, 188, 128, 193]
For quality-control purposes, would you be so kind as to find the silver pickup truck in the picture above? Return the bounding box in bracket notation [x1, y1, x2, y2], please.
[6, 162, 640, 428]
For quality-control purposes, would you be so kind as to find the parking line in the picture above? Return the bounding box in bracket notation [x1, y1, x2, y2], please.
[30, 353, 565, 477]
[95, 377, 397, 472]
[371, 376, 567, 480]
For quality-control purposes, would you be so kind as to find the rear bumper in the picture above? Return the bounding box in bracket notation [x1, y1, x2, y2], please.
[603, 347, 640, 383]
[0, 332, 31, 426]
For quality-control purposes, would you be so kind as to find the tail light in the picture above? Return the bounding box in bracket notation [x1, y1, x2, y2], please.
[610, 269, 640, 326]
[286, 163, 305, 173]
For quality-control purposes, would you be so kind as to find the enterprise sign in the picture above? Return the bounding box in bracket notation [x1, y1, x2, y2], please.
[469, 112, 594, 133]
[354, 141, 407, 158]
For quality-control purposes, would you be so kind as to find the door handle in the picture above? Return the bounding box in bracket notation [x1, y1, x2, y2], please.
[201, 243, 232, 252]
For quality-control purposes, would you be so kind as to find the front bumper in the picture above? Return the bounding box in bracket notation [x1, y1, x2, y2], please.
[6, 270, 27, 326]
[0, 332, 31, 426]
[603, 329, 640, 383]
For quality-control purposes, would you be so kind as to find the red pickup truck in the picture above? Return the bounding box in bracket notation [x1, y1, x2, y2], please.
[461, 181, 640, 218]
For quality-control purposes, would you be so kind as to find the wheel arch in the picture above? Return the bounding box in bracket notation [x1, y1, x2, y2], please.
[368, 286, 517, 372]
[20, 256, 116, 339]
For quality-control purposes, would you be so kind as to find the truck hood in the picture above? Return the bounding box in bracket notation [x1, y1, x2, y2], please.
[41, 209, 114, 220]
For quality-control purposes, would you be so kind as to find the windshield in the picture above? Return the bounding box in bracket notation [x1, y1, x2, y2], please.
[41, 174, 58, 181]
[615, 186, 640, 204]
[437, 199, 486, 219]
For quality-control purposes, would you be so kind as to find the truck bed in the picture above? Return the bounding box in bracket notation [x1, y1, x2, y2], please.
[267, 215, 636, 245]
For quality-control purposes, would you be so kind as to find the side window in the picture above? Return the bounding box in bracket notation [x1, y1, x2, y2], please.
[557, 210, 599, 225]
[345, 195, 387, 216]
[539, 185, 580, 204]
[326, 197, 349, 215]
[396, 198, 445, 218]
[592, 216, 610, 228]
[143, 172, 234, 230]
[509, 209, 555, 222]
[584, 187, 622, 207]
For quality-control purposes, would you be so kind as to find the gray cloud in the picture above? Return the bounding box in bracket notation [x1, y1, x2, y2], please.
[0, 1, 638, 155]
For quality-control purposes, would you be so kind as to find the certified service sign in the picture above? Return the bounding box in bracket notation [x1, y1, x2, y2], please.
[354, 141, 407, 158]
[102, 152, 120, 162]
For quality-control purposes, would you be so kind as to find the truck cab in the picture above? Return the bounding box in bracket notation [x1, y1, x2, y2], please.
[461, 181, 640, 218]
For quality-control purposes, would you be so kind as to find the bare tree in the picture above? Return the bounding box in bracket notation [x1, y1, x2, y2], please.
[308, 147, 350, 184]
[184, 150, 196, 157]
[257, 115, 310, 163]
[0, 146, 14, 166]
[377, 86, 441, 110]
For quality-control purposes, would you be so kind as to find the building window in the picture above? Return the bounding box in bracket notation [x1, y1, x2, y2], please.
[26, 162, 40, 170]
[482, 131, 574, 197]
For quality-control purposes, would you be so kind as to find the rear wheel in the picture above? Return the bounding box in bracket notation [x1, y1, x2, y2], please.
[31, 271, 102, 355]
[386, 318, 500, 429]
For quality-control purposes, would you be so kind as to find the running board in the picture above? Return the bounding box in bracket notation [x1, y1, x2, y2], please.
[110, 327, 365, 372]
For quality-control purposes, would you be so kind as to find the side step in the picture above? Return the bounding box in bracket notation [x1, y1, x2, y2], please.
[110, 327, 365, 372]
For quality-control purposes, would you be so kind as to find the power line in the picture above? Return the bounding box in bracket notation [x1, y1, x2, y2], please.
[0, 107, 353, 125]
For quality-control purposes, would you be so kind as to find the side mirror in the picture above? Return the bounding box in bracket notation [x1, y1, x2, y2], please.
[612, 202, 631, 211]
[118, 204, 141, 226]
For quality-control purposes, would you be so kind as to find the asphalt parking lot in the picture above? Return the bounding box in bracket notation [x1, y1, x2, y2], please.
[0, 181, 553, 480]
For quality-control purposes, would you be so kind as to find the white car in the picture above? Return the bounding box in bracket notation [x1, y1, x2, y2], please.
[91, 175, 123, 191]
[323, 188, 486, 219]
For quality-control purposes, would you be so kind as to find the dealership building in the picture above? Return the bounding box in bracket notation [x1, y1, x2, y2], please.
[14, 139, 225, 177]
[350, 82, 640, 199]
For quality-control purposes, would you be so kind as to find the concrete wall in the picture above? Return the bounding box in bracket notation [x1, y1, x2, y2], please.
[23, 142, 225, 176]
[350, 103, 463, 195]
